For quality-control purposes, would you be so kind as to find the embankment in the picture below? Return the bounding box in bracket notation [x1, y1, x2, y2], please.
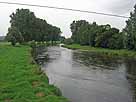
[0, 43, 68, 102]
[62, 44, 136, 58]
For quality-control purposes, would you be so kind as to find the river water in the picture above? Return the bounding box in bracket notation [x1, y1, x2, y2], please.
[40, 46, 136, 102]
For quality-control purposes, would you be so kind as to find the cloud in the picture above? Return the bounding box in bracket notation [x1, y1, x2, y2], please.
[0, 0, 135, 37]
[106, 0, 136, 15]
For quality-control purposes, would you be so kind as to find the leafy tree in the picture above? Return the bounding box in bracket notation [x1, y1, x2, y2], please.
[95, 27, 124, 49]
[64, 38, 73, 45]
[60, 36, 66, 43]
[124, 5, 136, 50]
[108, 31, 124, 49]
[88, 22, 98, 46]
[70, 20, 98, 46]
[70, 20, 124, 49]
[70, 20, 89, 44]
[50, 26, 61, 45]
[77, 23, 90, 45]
[6, 8, 62, 45]
[6, 26, 24, 46]
[10, 9, 36, 42]
[33, 18, 48, 42]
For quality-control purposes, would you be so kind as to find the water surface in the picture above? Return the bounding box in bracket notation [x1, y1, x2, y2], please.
[41, 46, 136, 102]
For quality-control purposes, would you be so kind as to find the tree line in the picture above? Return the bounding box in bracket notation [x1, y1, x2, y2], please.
[70, 20, 124, 49]
[68, 5, 136, 50]
[6, 9, 61, 46]
[6, 5, 136, 50]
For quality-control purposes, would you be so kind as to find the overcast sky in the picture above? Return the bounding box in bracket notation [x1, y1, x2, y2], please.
[0, 0, 136, 38]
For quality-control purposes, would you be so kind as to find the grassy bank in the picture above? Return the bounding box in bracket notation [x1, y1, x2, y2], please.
[0, 43, 68, 102]
[62, 44, 136, 58]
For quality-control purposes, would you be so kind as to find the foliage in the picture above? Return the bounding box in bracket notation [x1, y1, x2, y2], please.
[124, 5, 136, 50]
[69, 5, 136, 50]
[63, 44, 136, 58]
[70, 20, 90, 44]
[70, 20, 124, 49]
[29, 40, 36, 48]
[64, 38, 73, 45]
[6, 26, 24, 46]
[6, 9, 61, 45]
[59, 36, 66, 43]
[95, 27, 124, 49]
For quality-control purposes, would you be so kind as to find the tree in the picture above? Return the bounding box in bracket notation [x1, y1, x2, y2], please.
[95, 27, 123, 49]
[76, 23, 90, 45]
[33, 18, 48, 42]
[6, 8, 62, 45]
[70, 20, 98, 46]
[10, 9, 36, 42]
[95, 25, 111, 48]
[108, 30, 124, 49]
[48, 25, 61, 45]
[70, 20, 89, 44]
[6, 26, 24, 46]
[124, 5, 136, 50]
[88, 22, 98, 46]
[70, 20, 124, 49]
[64, 38, 73, 45]
[59, 36, 65, 43]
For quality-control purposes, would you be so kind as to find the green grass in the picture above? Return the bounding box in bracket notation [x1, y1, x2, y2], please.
[62, 44, 136, 58]
[0, 43, 68, 102]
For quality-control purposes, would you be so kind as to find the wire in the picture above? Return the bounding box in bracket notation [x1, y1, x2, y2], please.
[0, 1, 129, 19]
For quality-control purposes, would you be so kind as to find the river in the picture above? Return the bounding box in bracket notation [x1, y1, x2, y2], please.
[39, 46, 136, 102]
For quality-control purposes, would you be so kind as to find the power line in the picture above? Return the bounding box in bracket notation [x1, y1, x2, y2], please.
[0, 1, 129, 19]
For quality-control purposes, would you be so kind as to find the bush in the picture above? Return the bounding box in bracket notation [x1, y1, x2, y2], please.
[29, 40, 36, 48]
[64, 38, 73, 45]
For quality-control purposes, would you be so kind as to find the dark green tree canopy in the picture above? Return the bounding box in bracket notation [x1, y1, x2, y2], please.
[124, 5, 136, 50]
[6, 8, 61, 45]
[70, 20, 124, 49]
[69, 4, 136, 50]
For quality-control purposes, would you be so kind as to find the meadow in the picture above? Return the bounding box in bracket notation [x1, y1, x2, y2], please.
[0, 43, 68, 102]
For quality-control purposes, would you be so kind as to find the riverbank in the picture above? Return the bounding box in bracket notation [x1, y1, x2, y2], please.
[62, 44, 136, 58]
[0, 43, 68, 102]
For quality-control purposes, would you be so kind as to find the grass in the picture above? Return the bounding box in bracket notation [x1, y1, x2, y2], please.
[0, 43, 68, 102]
[62, 44, 136, 58]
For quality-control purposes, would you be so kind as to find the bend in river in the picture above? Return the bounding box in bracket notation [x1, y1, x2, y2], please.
[39, 46, 136, 102]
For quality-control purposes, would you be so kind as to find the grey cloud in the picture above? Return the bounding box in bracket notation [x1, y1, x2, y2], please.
[107, 0, 136, 14]
[0, 0, 134, 37]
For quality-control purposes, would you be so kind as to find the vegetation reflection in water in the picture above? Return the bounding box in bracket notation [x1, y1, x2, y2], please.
[124, 59, 136, 102]
[72, 51, 122, 70]
[73, 50, 136, 101]
[35, 46, 136, 102]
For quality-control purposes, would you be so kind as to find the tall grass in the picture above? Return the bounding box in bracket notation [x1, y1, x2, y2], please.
[0, 43, 68, 102]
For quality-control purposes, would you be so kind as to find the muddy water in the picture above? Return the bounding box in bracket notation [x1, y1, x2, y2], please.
[40, 46, 136, 102]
